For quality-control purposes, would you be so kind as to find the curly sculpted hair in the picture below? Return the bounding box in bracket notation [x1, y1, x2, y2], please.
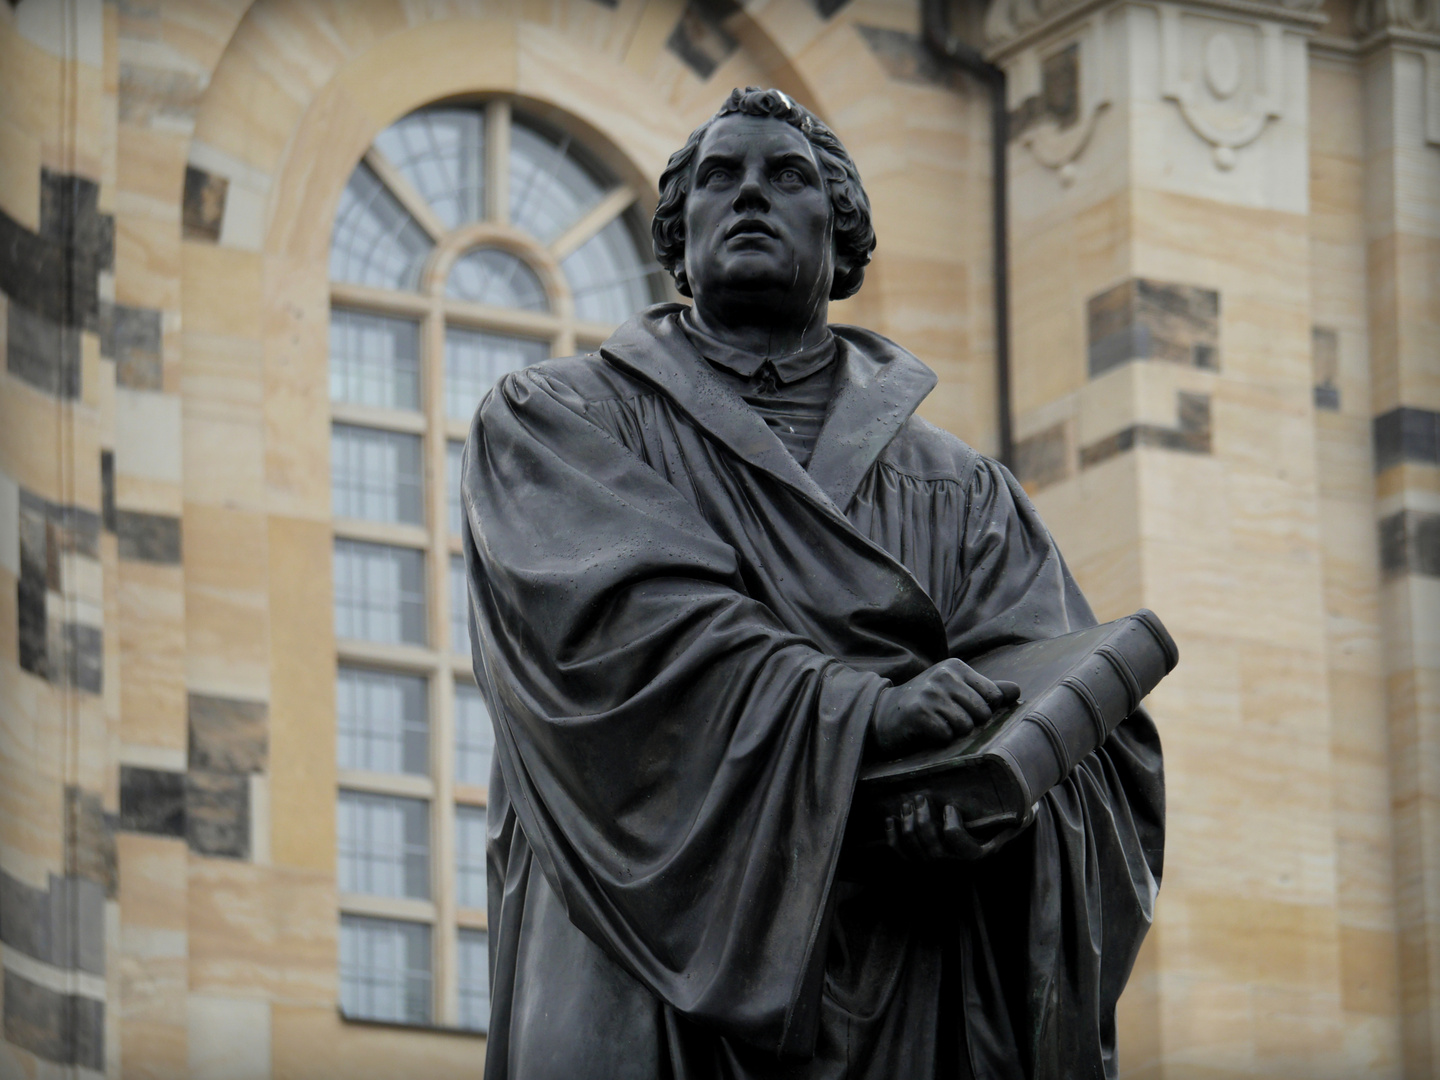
[652, 87, 876, 301]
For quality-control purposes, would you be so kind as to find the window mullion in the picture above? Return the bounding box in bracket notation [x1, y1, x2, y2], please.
[425, 295, 460, 1027]
[549, 184, 637, 262]
[365, 145, 448, 243]
[486, 100, 511, 225]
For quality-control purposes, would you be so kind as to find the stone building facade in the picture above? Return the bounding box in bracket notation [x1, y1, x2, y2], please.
[0, 0, 1435, 1076]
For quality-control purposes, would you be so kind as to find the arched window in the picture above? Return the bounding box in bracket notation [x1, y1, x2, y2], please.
[326, 99, 664, 1031]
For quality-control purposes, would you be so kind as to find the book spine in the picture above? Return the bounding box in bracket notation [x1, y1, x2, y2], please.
[992, 614, 1170, 808]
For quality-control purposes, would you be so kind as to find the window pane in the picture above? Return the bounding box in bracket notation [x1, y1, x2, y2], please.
[446, 248, 548, 311]
[444, 327, 548, 421]
[333, 540, 426, 646]
[457, 928, 490, 1032]
[372, 107, 484, 230]
[508, 120, 607, 243]
[455, 682, 494, 789]
[448, 440, 465, 537]
[456, 805, 487, 911]
[340, 915, 432, 1025]
[337, 667, 428, 776]
[329, 162, 433, 291]
[330, 310, 421, 411]
[331, 424, 423, 525]
[451, 555, 469, 655]
[338, 791, 430, 899]
[562, 215, 662, 325]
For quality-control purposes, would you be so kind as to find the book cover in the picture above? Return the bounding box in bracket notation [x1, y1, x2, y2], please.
[856, 609, 1178, 836]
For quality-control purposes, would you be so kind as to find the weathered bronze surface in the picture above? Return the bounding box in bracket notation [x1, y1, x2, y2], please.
[462, 87, 1164, 1079]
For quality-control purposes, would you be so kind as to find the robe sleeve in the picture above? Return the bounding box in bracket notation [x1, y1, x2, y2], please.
[950, 459, 1165, 1080]
[461, 367, 886, 1055]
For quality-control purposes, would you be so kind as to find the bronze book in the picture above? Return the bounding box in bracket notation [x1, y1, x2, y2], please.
[857, 609, 1178, 834]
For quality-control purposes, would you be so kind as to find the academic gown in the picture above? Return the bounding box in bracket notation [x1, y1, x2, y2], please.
[460, 305, 1164, 1080]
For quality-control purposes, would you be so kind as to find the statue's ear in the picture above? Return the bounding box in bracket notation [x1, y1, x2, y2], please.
[673, 267, 693, 298]
[830, 257, 862, 301]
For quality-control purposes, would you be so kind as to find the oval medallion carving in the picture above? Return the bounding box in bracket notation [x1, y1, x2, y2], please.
[1204, 34, 1241, 99]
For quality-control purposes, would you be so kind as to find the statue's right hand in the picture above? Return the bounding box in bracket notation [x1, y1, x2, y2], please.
[868, 659, 1019, 759]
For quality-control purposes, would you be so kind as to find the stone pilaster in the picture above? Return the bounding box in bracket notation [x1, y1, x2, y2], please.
[1356, 3, 1440, 1071]
[985, 0, 1371, 1074]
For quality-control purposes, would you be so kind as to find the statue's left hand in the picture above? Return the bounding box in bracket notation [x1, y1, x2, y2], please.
[884, 795, 1018, 862]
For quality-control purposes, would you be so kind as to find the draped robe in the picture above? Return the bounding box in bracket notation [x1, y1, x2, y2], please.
[461, 306, 1164, 1080]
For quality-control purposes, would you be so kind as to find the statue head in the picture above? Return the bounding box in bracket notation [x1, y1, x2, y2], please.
[652, 88, 875, 321]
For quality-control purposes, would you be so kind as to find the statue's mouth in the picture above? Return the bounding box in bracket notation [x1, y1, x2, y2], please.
[725, 218, 778, 240]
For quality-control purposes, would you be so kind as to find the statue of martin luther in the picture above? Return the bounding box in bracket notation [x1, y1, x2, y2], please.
[461, 87, 1164, 1080]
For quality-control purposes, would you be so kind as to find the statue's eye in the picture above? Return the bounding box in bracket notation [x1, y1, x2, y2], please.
[701, 168, 733, 188]
[776, 168, 804, 186]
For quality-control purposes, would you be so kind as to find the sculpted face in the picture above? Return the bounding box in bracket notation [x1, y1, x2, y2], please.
[682, 114, 835, 330]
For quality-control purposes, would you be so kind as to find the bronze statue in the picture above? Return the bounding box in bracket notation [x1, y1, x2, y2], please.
[461, 87, 1164, 1079]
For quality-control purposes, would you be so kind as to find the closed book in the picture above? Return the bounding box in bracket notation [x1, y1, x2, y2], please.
[857, 609, 1178, 835]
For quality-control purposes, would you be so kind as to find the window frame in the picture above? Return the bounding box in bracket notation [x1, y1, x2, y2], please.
[329, 96, 663, 1031]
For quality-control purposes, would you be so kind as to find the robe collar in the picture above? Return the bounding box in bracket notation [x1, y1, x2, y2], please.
[600, 305, 937, 513]
[679, 311, 838, 385]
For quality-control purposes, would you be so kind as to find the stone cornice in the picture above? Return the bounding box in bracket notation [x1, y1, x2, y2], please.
[1353, 0, 1440, 43]
[984, 0, 1329, 59]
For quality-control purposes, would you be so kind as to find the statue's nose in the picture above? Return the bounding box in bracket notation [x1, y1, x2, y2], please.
[733, 174, 769, 212]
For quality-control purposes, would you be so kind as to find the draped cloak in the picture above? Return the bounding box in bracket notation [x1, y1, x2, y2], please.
[460, 306, 1164, 1080]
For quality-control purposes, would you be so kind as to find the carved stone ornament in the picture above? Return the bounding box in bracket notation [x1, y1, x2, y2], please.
[1016, 17, 1112, 184]
[1353, 0, 1440, 38]
[984, 0, 1324, 53]
[1159, 5, 1286, 169]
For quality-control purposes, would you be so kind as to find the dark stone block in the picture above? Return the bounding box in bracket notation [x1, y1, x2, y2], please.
[15, 488, 105, 689]
[17, 553, 48, 679]
[67, 786, 118, 899]
[61, 622, 103, 694]
[2, 970, 104, 1070]
[20, 488, 100, 563]
[1373, 406, 1440, 471]
[101, 450, 116, 532]
[56, 504, 100, 560]
[0, 869, 105, 975]
[1086, 278, 1220, 378]
[112, 303, 164, 390]
[116, 509, 182, 564]
[0, 171, 112, 349]
[40, 170, 114, 273]
[1379, 509, 1440, 578]
[856, 26, 963, 90]
[119, 766, 186, 837]
[1312, 325, 1339, 410]
[1010, 43, 1080, 138]
[1079, 392, 1212, 468]
[1174, 390, 1212, 451]
[1013, 422, 1070, 492]
[189, 693, 269, 774]
[183, 165, 228, 242]
[0, 869, 50, 963]
[7, 302, 81, 399]
[666, 0, 739, 80]
[1042, 44, 1079, 129]
[186, 770, 250, 859]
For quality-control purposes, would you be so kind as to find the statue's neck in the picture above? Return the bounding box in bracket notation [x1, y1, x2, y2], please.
[685, 301, 830, 360]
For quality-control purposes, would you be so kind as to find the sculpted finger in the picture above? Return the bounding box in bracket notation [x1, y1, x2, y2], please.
[914, 797, 947, 861]
[941, 803, 985, 860]
[946, 680, 991, 729]
[962, 667, 1009, 710]
[899, 800, 920, 859]
[993, 680, 1022, 704]
[884, 816, 903, 857]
